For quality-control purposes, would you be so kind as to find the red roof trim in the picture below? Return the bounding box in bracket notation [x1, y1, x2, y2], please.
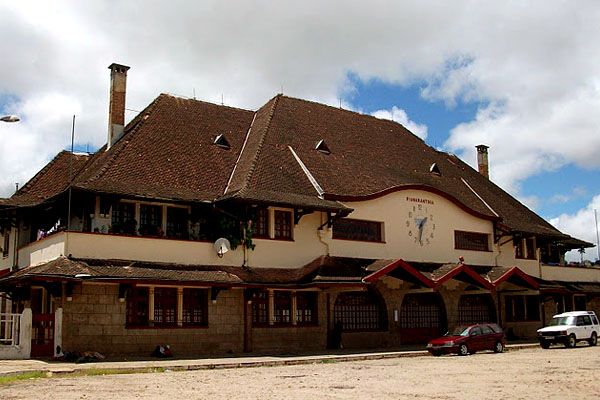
[324, 185, 501, 222]
[434, 263, 495, 291]
[363, 259, 435, 288]
[491, 266, 539, 289]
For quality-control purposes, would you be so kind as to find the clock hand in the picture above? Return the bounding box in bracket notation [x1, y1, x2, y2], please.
[418, 217, 427, 244]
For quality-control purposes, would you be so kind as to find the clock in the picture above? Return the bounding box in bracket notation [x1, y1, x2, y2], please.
[406, 202, 436, 246]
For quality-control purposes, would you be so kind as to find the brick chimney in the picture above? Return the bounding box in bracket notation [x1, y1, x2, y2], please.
[107, 63, 130, 150]
[476, 144, 489, 179]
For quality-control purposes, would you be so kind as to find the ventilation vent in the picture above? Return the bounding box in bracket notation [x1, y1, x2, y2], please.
[315, 139, 330, 154]
[214, 134, 231, 149]
[429, 163, 441, 176]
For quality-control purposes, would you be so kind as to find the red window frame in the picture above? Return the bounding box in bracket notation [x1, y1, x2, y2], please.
[251, 291, 268, 326]
[154, 287, 177, 326]
[253, 208, 269, 238]
[274, 210, 292, 240]
[182, 288, 208, 326]
[273, 291, 291, 325]
[126, 287, 149, 327]
[296, 292, 318, 326]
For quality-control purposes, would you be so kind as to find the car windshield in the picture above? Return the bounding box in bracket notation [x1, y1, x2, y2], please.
[550, 316, 575, 326]
[447, 326, 471, 336]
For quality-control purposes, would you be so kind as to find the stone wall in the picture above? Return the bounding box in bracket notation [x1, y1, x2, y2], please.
[61, 283, 245, 356]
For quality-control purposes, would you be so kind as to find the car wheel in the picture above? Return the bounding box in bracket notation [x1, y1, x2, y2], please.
[458, 344, 469, 356]
[493, 341, 504, 353]
[430, 351, 442, 357]
[540, 340, 550, 349]
[588, 332, 597, 346]
[565, 334, 576, 348]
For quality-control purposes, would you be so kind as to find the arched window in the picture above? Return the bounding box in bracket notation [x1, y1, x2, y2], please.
[334, 290, 386, 331]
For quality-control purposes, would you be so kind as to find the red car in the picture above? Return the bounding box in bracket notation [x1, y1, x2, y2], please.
[426, 323, 506, 356]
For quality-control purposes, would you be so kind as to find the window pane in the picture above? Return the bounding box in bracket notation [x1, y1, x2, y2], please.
[296, 292, 318, 325]
[183, 288, 207, 326]
[274, 291, 291, 325]
[274, 211, 292, 239]
[140, 205, 163, 236]
[154, 287, 177, 326]
[253, 209, 269, 238]
[251, 291, 268, 326]
[166, 207, 188, 239]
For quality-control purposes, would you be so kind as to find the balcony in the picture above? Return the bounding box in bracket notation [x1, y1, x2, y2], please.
[17, 230, 320, 269]
[540, 262, 600, 282]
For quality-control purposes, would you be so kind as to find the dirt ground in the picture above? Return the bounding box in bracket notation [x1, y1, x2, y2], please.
[2, 346, 600, 399]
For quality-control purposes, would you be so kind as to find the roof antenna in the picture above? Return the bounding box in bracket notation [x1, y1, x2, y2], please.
[339, 97, 342, 109]
[193, 88, 196, 100]
[280, 85, 283, 95]
[221, 94, 224, 105]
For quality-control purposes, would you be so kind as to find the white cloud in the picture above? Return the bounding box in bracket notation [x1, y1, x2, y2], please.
[0, 1, 599, 203]
[371, 107, 428, 140]
[516, 195, 540, 212]
[549, 195, 600, 262]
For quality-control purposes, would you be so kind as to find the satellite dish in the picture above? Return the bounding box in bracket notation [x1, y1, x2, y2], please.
[0, 115, 20, 123]
[214, 238, 231, 258]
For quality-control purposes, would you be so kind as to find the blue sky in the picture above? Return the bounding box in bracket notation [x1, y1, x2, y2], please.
[343, 76, 599, 223]
[0, 1, 599, 260]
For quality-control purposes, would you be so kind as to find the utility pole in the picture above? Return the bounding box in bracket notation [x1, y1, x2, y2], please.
[595, 209, 599, 262]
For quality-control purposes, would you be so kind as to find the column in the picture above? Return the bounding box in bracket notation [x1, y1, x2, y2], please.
[177, 287, 183, 327]
[291, 291, 297, 326]
[268, 290, 274, 325]
[148, 287, 155, 326]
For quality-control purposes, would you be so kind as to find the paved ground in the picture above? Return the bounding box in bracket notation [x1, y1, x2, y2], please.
[2, 343, 600, 399]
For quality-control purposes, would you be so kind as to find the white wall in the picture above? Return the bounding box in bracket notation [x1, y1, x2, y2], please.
[328, 190, 496, 265]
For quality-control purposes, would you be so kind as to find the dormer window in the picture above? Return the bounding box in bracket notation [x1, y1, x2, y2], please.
[315, 139, 330, 154]
[430, 163, 441, 176]
[214, 134, 231, 150]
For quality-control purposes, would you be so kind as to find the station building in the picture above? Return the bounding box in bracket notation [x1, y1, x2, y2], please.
[0, 64, 596, 358]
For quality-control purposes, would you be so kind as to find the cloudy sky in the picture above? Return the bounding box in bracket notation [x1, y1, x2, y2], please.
[1, 1, 599, 260]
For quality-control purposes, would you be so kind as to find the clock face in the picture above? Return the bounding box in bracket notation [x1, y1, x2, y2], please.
[406, 201, 436, 246]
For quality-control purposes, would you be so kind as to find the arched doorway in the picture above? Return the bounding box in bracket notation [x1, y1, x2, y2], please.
[457, 294, 496, 325]
[400, 293, 446, 344]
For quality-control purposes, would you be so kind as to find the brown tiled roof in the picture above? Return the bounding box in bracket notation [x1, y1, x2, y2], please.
[4, 151, 89, 207]
[3, 93, 587, 241]
[74, 94, 255, 202]
[0, 256, 375, 287]
[1, 257, 243, 284]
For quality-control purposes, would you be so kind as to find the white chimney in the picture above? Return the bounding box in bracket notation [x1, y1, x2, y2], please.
[107, 63, 130, 150]
[476, 144, 489, 179]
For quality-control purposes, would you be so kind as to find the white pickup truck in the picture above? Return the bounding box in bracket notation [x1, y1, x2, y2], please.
[536, 311, 600, 348]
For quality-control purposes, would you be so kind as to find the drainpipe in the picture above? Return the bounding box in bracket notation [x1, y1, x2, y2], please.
[12, 225, 19, 271]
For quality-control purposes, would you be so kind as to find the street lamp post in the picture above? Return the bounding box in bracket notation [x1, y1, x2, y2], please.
[0, 115, 20, 123]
